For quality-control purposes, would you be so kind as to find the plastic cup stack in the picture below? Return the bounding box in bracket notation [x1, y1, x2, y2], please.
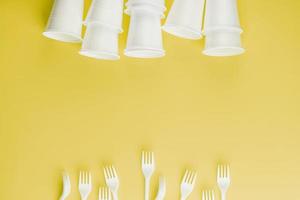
[124, 0, 166, 58]
[203, 0, 245, 56]
[43, 0, 84, 43]
[79, 0, 124, 60]
[163, 0, 205, 40]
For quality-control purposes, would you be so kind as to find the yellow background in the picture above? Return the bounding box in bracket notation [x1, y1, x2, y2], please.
[1, 0, 300, 199]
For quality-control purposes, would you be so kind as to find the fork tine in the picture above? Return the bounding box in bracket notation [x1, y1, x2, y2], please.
[109, 166, 114, 177]
[142, 151, 145, 164]
[112, 166, 117, 177]
[191, 172, 197, 185]
[217, 165, 220, 178]
[79, 171, 82, 184]
[89, 172, 91, 184]
[104, 167, 108, 179]
[187, 171, 193, 183]
[220, 165, 223, 178]
[211, 190, 215, 200]
[183, 170, 188, 182]
[84, 171, 86, 184]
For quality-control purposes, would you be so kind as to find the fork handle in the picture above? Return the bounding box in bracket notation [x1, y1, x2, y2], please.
[113, 192, 118, 200]
[221, 192, 226, 200]
[145, 178, 150, 200]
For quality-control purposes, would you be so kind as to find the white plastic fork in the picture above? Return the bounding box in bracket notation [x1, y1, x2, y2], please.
[99, 187, 112, 200]
[79, 171, 92, 200]
[180, 170, 197, 200]
[104, 165, 120, 200]
[217, 165, 231, 200]
[202, 190, 215, 200]
[59, 172, 71, 200]
[142, 151, 155, 200]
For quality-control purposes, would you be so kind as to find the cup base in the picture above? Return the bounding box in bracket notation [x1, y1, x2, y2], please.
[43, 31, 82, 43]
[124, 48, 165, 58]
[162, 24, 202, 40]
[203, 47, 245, 57]
[79, 50, 120, 60]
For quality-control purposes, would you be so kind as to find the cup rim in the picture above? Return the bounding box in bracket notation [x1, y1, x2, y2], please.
[124, 47, 165, 58]
[162, 24, 202, 40]
[79, 50, 120, 60]
[43, 31, 82, 43]
[203, 46, 245, 57]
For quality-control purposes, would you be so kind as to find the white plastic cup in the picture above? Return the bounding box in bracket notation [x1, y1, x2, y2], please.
[43, 0, 84, 43]
[203, 0, 242, 32]
[84, 0, 124, 33]
[203, 29, 245, 56]
[79, 24, 120, 60]
[124, 7, 165, 58]
[162, 0, 205, 40]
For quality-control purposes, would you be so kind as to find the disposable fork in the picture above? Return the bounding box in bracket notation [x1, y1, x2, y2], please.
[99, 187, 112, 200]
[142, 151, 155, 200]
[202, 190, 215, 200]
[180, 170, 197, 200]
[59, 172, 71, 200]
[217, 165, 231, 200]
[79, 171, 92, 200]
[104, 165, 120, 200]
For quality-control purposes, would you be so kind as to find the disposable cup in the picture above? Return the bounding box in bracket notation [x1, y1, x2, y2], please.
[84, 0, 124, 33]
[43, 0, 84, 43]
[203, 0, 242, 32]
[79, 24, 120, 60]
[203, 29, 245, 56]
[124, 8, 165, 58]
[162, 0, 205, 40]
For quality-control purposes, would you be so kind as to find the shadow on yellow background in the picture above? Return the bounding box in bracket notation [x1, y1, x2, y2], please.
[0, 0, 300, 200]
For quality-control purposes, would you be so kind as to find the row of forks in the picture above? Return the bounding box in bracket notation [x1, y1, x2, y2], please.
[60, 152, 230, 200]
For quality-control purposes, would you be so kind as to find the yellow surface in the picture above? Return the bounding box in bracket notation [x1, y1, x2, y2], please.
[1, 0, 300, 199]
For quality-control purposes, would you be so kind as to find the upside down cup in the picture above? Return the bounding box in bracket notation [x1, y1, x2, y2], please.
[79, 24, 120, 60]
[124, 7, 165, 58]
[43, 0, 84, 43]
[162, 0, 205, 40]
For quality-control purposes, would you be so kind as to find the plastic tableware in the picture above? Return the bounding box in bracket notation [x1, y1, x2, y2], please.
[79, 24, 120, 60]
[124, 7, 165, 58]
[43, 0, 84, 43]
[162, 0, 205, 40]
